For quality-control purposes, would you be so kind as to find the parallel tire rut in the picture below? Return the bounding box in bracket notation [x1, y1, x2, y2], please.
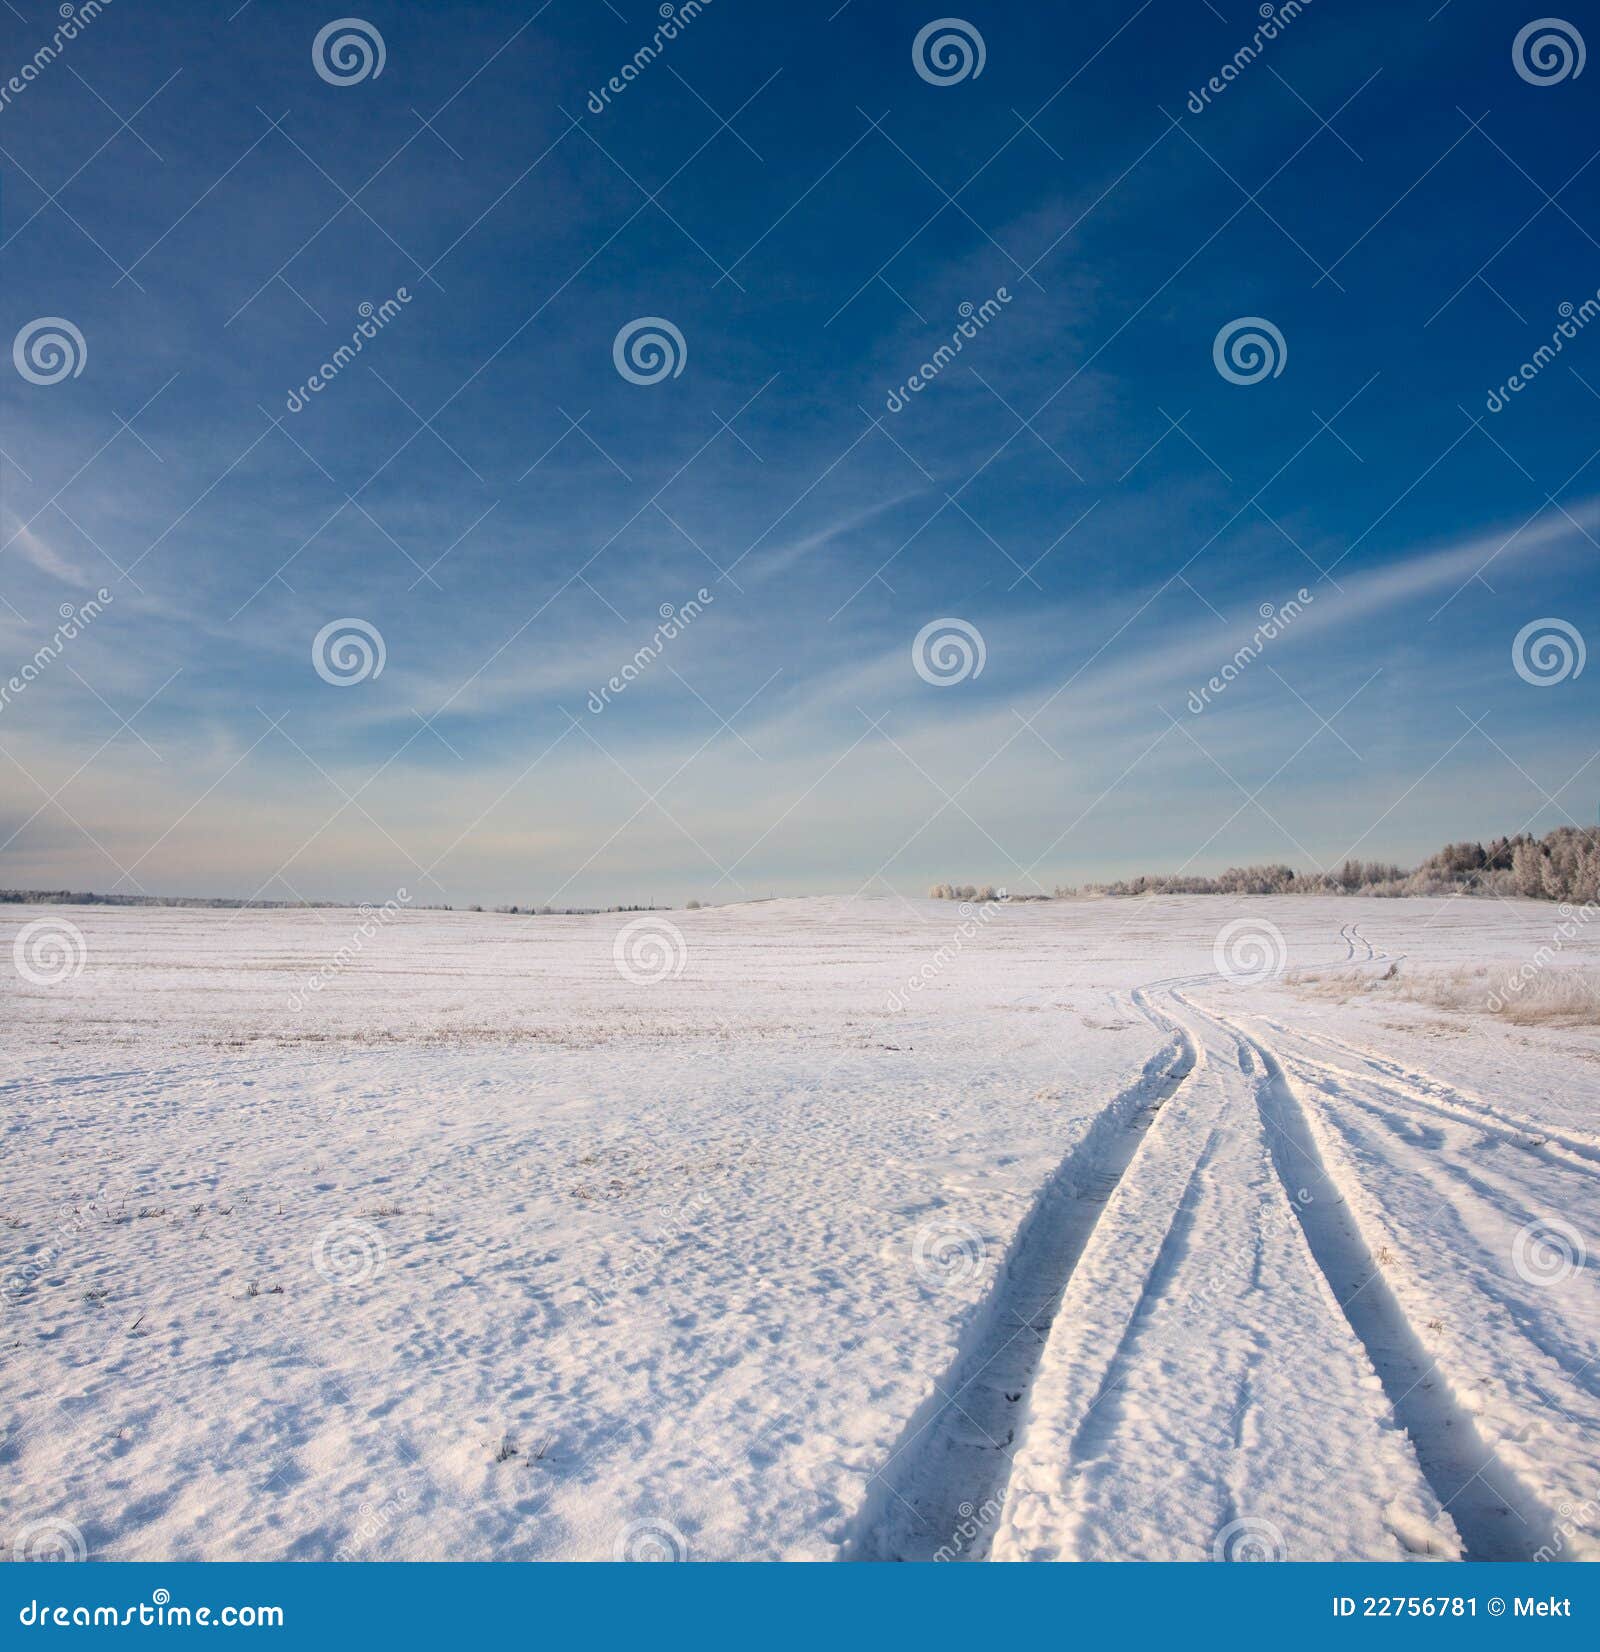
[845, 1031, 1197, 1562]
[1249, 1015, 1600, 1171]
[851, 921, 1584, 1564]
[1233, 1016, 1560, 1561]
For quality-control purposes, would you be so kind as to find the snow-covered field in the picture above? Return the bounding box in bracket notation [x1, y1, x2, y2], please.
[2, 895, 1597, 1563]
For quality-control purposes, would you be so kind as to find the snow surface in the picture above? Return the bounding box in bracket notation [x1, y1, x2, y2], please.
[2, 895, 1596, 1562]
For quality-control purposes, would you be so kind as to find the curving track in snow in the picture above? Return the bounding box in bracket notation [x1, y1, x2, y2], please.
[856, 920, 1600, 1564]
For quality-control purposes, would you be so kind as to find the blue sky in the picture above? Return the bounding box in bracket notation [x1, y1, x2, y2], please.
[1, 0, 1596, 904]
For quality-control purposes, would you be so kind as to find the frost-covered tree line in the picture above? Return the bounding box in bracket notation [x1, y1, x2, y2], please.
[1412, 828, 1600, 904]
[929, 828, 1600, 904]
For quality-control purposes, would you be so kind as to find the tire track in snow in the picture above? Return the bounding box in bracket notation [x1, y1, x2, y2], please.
[1334, 921, 1377, 963]
[861, 919, 1577, 1563]
[1248, 1013, 1600, 1172]
[844, 1025, 1197, 1562]
[1275, 1055, 1600, 1424]
[1195, 999, 1562, 1561]
[985, 921, 1577, 1563]
[1276, 1050, 1600, 1243]
[1043, 1121, 1225, 1476]
[992, 971, 1462, 1563]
